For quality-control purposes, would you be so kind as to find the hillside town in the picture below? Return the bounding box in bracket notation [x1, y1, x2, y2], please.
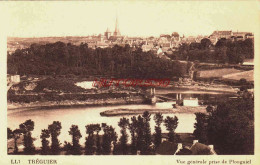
[7, 16, 254, 56]
[7, 6, 255, 157]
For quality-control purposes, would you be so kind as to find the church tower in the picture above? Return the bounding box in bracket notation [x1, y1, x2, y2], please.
[104, 27, 111, 39]
[113, 15, 121, 37]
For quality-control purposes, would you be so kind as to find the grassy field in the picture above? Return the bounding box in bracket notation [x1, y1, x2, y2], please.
[198, 68, 243, 78]
[222, 70, 254, 82]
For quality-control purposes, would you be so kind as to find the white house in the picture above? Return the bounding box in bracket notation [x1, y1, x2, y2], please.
[183, 97, 199, 106]
[8, 75, 20, 84]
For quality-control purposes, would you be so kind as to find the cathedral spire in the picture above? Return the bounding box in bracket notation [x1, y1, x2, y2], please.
[113, 14, 121, 37]
[115, 15, 118, 33]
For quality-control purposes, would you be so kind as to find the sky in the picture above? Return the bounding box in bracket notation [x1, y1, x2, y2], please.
[1, 1, 259, 37]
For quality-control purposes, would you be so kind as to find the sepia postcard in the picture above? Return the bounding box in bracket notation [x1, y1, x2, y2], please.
[0, 0, 259, 165]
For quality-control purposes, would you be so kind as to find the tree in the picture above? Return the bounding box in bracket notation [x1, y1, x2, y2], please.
[7, 128, 13, 140]
[85, 124, 95, 155]
[164, 116, 178, 143]
[68, 125, 82, 155]
[200, 38, 212, 49]
[243, 38, 254, 58]
[142, 111, 152, 154]
[63, 141, 72, 155]
[8, 128, 21, 154]
[19, 119, 35, 154]
[101, 123, 118, 155]
[136, 115, 145, 153]
[40, 129, 50, 155]
[217, 46, 228, 64]
[7, 41, 188, 79]
[215, 38, 227, 48]
[48, 121, 62, 155]
[118, 117, 129, 154]
[177, 62, 187, 77]
[128, 116, 138, 154]
[193, 113, 208, 143]
[93, 124, 102, 155]
[239, 78, 247, 86]
[206, 105, 214, 115]
[153, 113, 163, 149]
[207, 97, 254, 154]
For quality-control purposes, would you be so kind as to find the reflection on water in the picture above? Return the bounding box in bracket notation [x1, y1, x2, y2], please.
[8, 102, 195, 147]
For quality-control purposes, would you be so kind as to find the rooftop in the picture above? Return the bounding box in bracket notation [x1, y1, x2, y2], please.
[212, 31, 232, 35]
[183, 97, 198, 100]
[190, 142, 216, 155]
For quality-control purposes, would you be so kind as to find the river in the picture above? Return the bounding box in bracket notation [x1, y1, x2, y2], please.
[8, 102, 195, 148]
[7, 87, 236, 148]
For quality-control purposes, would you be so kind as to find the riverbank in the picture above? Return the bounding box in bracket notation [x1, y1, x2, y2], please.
[100, 106, 207, 116]
[7, 96, 145, 112]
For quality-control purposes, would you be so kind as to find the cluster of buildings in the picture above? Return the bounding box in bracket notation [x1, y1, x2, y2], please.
[7, 40, 29, 54]
[82, 17, 254, 57]
[209, 30, 254, 44]
[81, 17, 209, 57]
[7, 16, 254, 56]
